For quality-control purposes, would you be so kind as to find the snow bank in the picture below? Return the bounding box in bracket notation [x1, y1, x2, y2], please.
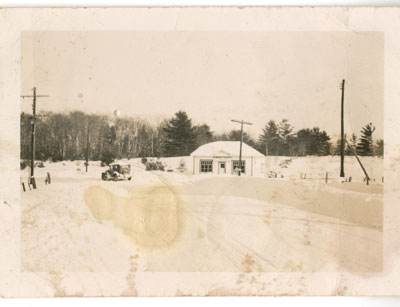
[265, 156, 383, 182]
[20, 155, 383, 189]
[20, 160, 107, 180]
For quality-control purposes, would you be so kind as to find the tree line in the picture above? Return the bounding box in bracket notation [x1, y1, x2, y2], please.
[20, 110, 383, 163]
[256, 120, 383, 157]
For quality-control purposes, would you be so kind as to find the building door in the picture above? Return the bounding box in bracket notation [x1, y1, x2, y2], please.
[218, 162, 226, 174]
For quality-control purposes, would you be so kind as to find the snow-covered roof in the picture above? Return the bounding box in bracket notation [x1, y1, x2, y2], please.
[190, 141, 264, 158]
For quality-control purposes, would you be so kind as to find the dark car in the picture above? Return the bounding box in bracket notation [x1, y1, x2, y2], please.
[101, 162, 132, 181]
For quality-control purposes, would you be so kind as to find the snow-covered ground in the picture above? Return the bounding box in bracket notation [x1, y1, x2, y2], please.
[20, 156, 383, 274]
[21, 155, 383, 184]
[264, 155, 383, 182]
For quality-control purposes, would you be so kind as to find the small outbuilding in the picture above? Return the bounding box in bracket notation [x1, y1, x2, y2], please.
[190, 141, 265, 176]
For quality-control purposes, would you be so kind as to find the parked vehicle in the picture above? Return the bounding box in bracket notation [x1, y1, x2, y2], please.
[101, 162, 132, 181]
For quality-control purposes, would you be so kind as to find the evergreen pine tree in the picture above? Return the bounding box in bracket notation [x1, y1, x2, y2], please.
[294, 127, 331, 156]
[357, 123, 375, 156]
[347, 133, 357, 155]
[162, 111, 196, 157]
[257, 120, 280, 155]
[227, 130, 256, 148]
[374, 139, 384, 157]
[193, 124, 213, 146]
[278, 119, 294, 156]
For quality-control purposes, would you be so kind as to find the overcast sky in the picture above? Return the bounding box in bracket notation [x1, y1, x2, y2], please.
[21, 31, 383, 139]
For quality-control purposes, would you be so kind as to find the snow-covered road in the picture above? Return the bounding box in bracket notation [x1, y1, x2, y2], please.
[21, 171, 382, 273]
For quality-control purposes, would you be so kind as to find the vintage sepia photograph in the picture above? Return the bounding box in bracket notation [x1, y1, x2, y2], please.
[18, 30, 384, 276]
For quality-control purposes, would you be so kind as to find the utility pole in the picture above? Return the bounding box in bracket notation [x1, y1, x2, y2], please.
[21, 87, 49, 189]
[265, 140, 269, 176]
[340, 79, 345, 178]
[231, 119, 253, 176]
[86, 120, 90, 172]
[151, 133, 154, 157]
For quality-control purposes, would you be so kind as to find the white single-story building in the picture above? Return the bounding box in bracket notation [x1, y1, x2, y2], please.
[190, 141, 265, 176]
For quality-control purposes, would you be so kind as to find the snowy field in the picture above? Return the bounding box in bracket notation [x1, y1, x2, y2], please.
[20, 156, 383, 273]
[21, 155, 383, 183]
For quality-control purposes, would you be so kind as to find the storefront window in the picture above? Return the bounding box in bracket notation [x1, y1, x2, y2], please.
[200, 160, 213, 173]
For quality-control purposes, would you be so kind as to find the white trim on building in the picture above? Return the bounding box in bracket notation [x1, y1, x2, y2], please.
[190, 141, 265, 176]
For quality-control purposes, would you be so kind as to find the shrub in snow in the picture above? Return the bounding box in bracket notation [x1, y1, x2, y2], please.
[177, 158, 187, 172]
[156, 161, 165, 171]
[36, 161, 45, 168]
[141, 157, 148, 165]
[145, 160, 164, 171]
[145, 161, 156, 171]
[279, 159, 292, 168]
[20, 160, 28, 170]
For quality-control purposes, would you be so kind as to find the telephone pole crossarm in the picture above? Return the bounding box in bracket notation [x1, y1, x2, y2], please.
[231, 119, 253, 126]
[21, 95, 49, 98]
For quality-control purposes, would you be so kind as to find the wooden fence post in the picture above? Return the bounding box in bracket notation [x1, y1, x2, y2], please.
[30, 177, 37, 189]
[325, 171, 328, 183]
[45, 172, 51, 185]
